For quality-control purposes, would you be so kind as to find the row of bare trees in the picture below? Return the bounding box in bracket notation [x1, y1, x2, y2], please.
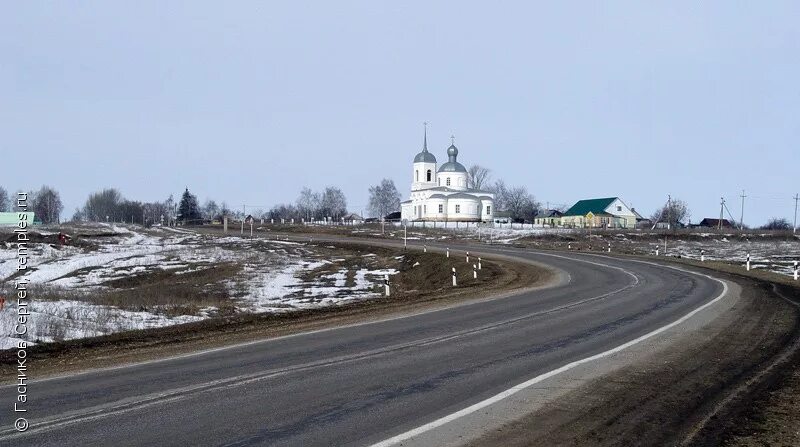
[0, 185, 64, 224]
[268, 186, 349, 222]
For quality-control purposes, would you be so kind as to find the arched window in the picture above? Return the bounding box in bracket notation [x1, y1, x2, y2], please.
[426, 170, 432, 182]
[415, 170, 419, 182]
[446, 178, 451, 186]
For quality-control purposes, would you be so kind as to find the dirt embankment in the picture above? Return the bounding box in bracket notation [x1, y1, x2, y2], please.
[0, 240, 551, 381]
[467, 271, 800, 447]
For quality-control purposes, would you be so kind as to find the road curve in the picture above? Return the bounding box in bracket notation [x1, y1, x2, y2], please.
[0, 238, 725, 446]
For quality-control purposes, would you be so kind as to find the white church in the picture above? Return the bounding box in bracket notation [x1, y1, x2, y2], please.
[400, 129, 495, 222]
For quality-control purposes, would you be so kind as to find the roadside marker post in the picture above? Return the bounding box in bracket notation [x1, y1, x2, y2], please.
[478, 258, 482, 270]
[746, 253, 751, 271]
[384, 275, 390, 297]
[701, 249, 705, 262]
[452, 267, 457, 287]
[568, 242, 571, 250]
[607, 242, 611, 253]
[656, 247, 659, 256]
[793, 261, 798, 280]
[423, 245, 427, 253]
[447, 248, 450, 258]
[473, 264, 477, 279]
[466, 252, 470, 263]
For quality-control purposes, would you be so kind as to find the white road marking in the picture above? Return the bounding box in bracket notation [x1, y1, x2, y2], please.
[370, 265, 729, 447]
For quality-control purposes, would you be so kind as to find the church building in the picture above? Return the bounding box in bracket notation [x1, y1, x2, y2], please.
[400, 129, 494, 222]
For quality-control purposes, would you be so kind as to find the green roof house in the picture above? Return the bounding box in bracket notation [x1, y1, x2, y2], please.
[562, 197, 636, 229]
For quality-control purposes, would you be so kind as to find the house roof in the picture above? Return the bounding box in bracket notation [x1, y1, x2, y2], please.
[563, 197, 618, 216]
[698, 218, 734, 227]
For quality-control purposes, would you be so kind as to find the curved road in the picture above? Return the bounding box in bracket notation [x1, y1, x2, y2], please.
[0, 239, 725, 446]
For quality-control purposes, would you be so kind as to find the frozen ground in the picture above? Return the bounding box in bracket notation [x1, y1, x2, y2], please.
[0, 224, 397, 348]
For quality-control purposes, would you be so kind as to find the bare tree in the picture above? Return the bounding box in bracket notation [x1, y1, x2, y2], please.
[0, 187, 8, 212]
[81, 188, 123, 222]
[761, 217, 791, 230]
[487, 180, 508, 211]
[367, 179, 401, 219]
[504, 186, 540, 222]
[319, 186, 347, 220]
[296, 187, 321, 221]
[467, 165, 491, 190]
[202, 200, 220, 220]
[33, 186, 64, 224]
[267, 204, 301, 221]
[650, 199, 691, 229]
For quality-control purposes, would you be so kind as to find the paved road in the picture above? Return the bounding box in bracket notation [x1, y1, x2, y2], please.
[0, 238, 724, 446]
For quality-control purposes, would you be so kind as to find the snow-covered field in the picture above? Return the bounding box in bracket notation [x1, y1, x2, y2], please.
[634, 236, 800, 276]
[0, 224, 397, 349]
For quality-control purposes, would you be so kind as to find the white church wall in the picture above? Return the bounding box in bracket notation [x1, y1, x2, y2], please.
[439, 172, 468, 191]
[412, 162, 438, 191]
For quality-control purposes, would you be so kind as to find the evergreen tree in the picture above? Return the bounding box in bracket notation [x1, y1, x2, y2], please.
[178, 188, 201, 223]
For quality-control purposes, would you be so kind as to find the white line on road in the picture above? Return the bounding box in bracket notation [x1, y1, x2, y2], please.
[370, 266, 729, 447]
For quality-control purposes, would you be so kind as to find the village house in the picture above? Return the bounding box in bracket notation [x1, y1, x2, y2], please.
[560, 197, 637, 229]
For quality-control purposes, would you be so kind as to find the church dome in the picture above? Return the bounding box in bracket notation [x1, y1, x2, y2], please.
[447, 144, 458, 157]
[414, 150, 437, 163]
[438, 141, 466, 172]
[438, 161, 467, 173]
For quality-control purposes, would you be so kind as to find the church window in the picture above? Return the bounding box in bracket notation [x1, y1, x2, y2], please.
[486, 205, 491, 214]
[423, 205, 427, 214]
[415, 170, 419, 182]
[446, 178, 451, 186]
[413, 206, 417, 214]
[455, 204, 461, 213]
[438, 204, 443, 213]
[426, 170, 432, 182]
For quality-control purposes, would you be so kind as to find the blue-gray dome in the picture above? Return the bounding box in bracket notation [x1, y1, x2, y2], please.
[439, 142, 466, 172]
[438, 161, 467, 173]
[414, 150, 437, 163]
[447, 144, 458, 157]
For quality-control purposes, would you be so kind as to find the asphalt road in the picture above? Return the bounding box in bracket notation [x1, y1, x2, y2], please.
[0, 239, 724, 446]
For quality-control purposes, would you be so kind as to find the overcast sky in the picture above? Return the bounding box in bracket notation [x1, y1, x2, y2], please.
[2, 2, 798, 225]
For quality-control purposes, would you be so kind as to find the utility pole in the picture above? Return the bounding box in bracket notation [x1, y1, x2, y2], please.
[719, 197, 725, 230]
[794, 193, 799, 234]
[241, 204, 245, 235]
[739, 189, 747, 230]
[667, 195, 672, 230]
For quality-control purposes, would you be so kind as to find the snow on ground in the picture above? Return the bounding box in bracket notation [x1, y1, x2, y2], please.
[0, 224, 399, 348]
[651, 237, 800, 276]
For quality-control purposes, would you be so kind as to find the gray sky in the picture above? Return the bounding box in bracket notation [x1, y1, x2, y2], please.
[2, 2, 798, 226]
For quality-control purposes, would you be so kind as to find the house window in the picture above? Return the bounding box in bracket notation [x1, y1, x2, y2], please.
[426, 170, 432, 182]
[616, 205, 622, 212]
[438, 204, 443, 213]
[423, 205, 426, 214]
[486, 206, 491, 214]
[413, 206, 417, 214]
[446, 178, 451, 186]
[455, 204, 461, 213]
[415, 170, 419, 182]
